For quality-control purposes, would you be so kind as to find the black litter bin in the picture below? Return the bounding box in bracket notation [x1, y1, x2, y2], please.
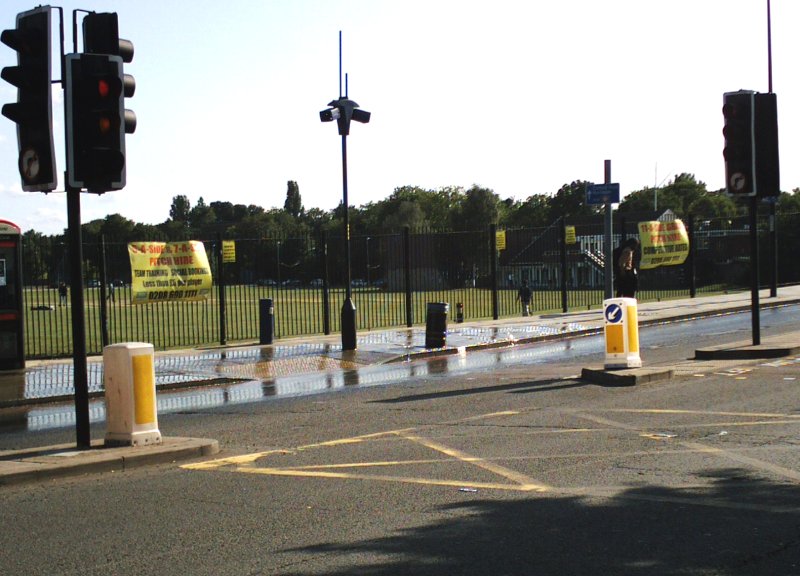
[425, 302, 449, 349]
[259, 298, 274, 345]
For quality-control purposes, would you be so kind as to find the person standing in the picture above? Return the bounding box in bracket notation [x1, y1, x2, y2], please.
[517, 279, 532, 317]
[58, 282, 67, 306]
[615, 238, 639, 299]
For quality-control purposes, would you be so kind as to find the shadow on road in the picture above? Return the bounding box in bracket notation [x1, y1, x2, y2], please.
[373, 378, 591, 404]
[281, 468, 800, 575]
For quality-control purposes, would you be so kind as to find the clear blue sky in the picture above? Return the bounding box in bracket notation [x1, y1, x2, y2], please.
[0, 0, 797, 235]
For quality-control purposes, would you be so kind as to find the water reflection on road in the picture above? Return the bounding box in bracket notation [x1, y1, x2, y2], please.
[2, 305, 798, 433]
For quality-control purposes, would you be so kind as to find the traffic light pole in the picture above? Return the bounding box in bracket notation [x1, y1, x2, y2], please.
[748, 195, 761, 346]
[66, 185, 92, 448]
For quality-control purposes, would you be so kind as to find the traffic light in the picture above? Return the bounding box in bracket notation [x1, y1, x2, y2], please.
[0, 7, 57, 192]
[65, 12, 135, 193]
[722, 90, 780, 198]
[83, 12, 136, 138]
[722, 90, 755, 196]
[754, 93, 780, 198]
[65, 53, 126, 192]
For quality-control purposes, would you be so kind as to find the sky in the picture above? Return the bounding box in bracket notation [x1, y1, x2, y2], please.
[0, 0, 797, 235]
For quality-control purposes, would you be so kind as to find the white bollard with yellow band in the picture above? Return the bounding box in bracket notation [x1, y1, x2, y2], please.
[603, 298, 642, 369]
[104, 342, 162, 447]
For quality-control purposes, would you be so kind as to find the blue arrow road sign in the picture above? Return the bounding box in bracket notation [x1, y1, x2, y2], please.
[605, 303, 623, 323]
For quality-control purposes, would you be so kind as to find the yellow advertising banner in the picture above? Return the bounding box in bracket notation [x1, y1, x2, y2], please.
[637, 220, 690, 270]
[128, 241, 213, 304]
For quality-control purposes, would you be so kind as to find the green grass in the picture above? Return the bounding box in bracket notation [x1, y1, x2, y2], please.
[21, 284, 706, 359]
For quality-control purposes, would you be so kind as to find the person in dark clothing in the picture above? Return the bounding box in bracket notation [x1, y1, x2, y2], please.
[517, 280, 532, 316]
[58, 282, 67, 306]
[615, 238, 639, 298]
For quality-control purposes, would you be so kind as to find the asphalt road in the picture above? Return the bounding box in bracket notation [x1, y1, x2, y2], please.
[2, 310, 800, 575]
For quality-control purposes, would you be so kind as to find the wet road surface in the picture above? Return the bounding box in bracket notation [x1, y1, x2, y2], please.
[2, 305, 798, 433]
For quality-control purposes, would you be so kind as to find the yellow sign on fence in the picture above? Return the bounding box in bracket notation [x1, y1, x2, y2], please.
[637, 220, 689, 270]
[222, 240, 236, 263]
[128, 241, 213, 304]
[495, 230, 506, 251]
[565, 225, 576, 245]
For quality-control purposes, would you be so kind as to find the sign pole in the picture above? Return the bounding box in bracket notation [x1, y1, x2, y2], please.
[604, 160, 614, 299]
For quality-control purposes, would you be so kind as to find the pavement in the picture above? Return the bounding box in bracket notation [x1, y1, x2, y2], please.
[2, 286, 800, 486]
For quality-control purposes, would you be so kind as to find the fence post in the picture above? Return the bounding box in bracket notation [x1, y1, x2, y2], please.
[688, 214, 696, 298]
[490, 224, 498, 320]
[560, 217, 568, 312]
[99, 234, 109, 347]
[321, 232, 331, 335]
[403, 227, 413, 327]
[216, 233, 227, 345]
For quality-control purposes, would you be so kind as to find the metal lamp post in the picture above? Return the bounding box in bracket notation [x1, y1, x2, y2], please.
[320, 96, 370, 351]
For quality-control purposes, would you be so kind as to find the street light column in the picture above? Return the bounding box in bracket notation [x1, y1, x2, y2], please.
[320, 95, 370, 352]
[340, 132, 357, 350]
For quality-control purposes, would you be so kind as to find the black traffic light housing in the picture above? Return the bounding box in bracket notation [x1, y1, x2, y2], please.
[722, 90, 779, 198]
[66, 53, 126, 192]
[0, 7, 57, 192]
[65, 12, 136, 193]
[320, 98, 370, 136]
[83, 11, 136, 133]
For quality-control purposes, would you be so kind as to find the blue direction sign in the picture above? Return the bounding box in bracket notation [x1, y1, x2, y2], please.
[604, 303, 623, 323]
[587, 183, 620, 205]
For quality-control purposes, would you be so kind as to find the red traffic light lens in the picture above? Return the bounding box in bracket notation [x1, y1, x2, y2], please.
[98, 79, 110, 98]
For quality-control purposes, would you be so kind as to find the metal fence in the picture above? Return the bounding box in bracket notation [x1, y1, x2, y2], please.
[20, 211, 800, 359]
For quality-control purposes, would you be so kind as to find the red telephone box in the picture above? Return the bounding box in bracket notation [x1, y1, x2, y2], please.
[0, 220, 24, 369]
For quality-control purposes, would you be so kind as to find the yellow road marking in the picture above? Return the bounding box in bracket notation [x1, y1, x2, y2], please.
[572, 411, 800, 484]
[182, 449, 291, 470]
[680, 441, 800, 483]
[396, 431, 549, 491]
[234, 466, 546, 492]
[605, 408, 800, 419]
[183, 411, 550, 491]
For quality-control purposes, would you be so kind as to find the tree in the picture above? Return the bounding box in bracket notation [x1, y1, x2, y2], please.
[284, 180, 303, 218]
[549, 180, 598, 220]
[169, 195, 191, 223]
[620, 174, 708, 218]
[456, 185, 500, 231]
[503, 193, 551, 228]
[778, 188, 800, 214]
[188, 197, 218, 238]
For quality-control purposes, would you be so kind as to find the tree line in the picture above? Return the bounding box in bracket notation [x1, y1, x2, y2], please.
[22, 174, 800, 250]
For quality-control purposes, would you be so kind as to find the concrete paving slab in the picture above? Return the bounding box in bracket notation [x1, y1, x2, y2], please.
[695, 336, 800, 360]
[580, 366, 675, 387]
[0, 437, 218, 487]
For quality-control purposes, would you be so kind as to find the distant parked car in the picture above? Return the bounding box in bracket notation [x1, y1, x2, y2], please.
[309, 278, 324, 288]
[281, 279, 301, 288]
[352, 279, 367, 287]
[257, 278, 277, 286]
[87, 279, 100, 288]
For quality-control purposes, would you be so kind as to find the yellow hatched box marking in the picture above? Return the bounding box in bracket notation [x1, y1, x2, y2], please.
[132, 354, 156, 425]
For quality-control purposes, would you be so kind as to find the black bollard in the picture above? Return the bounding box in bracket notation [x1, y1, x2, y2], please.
[456, 302, 464, 323]
[425, 302, 449, 349]
[259, 298, 274, 345]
